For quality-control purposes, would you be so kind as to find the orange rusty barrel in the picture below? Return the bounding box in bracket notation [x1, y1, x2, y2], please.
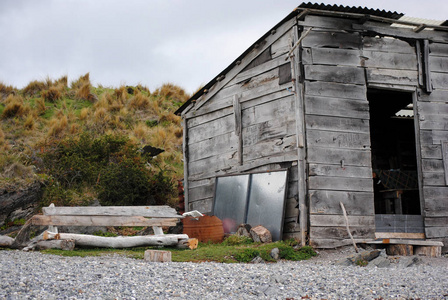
[182, 215, 224, 243]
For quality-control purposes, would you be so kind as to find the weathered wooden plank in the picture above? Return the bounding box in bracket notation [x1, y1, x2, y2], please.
[420, 130, 448, 145]
[306, 130, 370, 150]
[366, 68, 418, 85]
[285, 197, 299, 219]
[42, 206, 180, 217]
[310, 215, 374, 227]
[243, 118, 296, 147]
[375, 214, 424, 233]
[309, 176, 373, 192]
[308, 147, 371, 166]
[188, 132, 238, 162]
[417, 102, 448, 115]
[306, 115, 369, 133]
[429, 55, 448, 72]
[301, 30, 361, 49]
[187, 107, 233, 128]
[422, 159, 444, 172]
[32, 215, 179, 227]
[424, 199, 448, 217]
[278, 63, 292, 85]
[305, 95, 369, 119]
[362, 50, 418, 70]
[299, 15, 357, 31]
[188, 183, 214, 202]
[362, 36, 415, 54]
[309, 190, 373, 215]
[429, 43, 448, 57]
[304, 65, 365, 84]
[420, 115, 448, 130]
[309, 164, 372, 178]
[188, 177, 214, 189]
[271, 27, 294, 59]
[375, 232, 426, 239]
[431, 72, 448, 89]
[188, 197, 213, 213]
[305, 48, 361, 67]
[310, 238, 373, 248]
[425, 227, 448, 238]
[242, 94, 295, 126]
[243, 136, 296, 162]
[235, 54, 289, 84]
[188, 114, 234, 144]
[423, 172, 446, 186]
[305, 81, 367, 100]
[421, 144, 442, 159]
[418, 89, 448, 102]
[425, 217, 448, 227]
[310, 226, 375, 240]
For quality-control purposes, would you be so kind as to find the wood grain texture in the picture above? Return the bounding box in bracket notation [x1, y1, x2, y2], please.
[42, 206, 180, 218]
[362, 36, 415, 54]
[305, 81, 367, 100]
[306, 129, 370, 149]
[307, 147, 371, 167]
[304, 65, 365, 84]
[308, 164, 372, 178]
[366, 68, 418, 85]
[305, 95, 369, 119]
[32, 215, 179, 227]
[310, 215, 374, 227]
[305, 115, 369, 133]
[309, 176, 373, 192]
[309, 190, 374, 216]
[302, 30, 361, 49]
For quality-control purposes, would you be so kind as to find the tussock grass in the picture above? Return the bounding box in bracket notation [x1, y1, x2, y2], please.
[0, 82, 16, 99]
[79, 107, 89, 120]
[154, 83, 189, 103]
[47, 115, 68, 137]
[129, 90, 150, 110]
[35, 98, 47, 115]
[71, 73, 90, 89]
[23, 80, 46, 97]
[2, 95, 29, 119]
[41, 86, 62, 102]
[24, 114, 35, 130]
[0, 127, 5, 145]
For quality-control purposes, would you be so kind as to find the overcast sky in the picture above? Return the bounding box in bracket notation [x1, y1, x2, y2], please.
[0, 0, 446, 94]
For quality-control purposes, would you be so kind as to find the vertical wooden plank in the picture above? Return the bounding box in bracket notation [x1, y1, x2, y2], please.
[422, 40, 433, 93]
[182, 118, 189, 210]
[233, 95, 243, 165]
[416, 41, 424, 88]
[442, 141, 448, 185]
[290, 25, 307, 246]
[413, 91, 425, 216]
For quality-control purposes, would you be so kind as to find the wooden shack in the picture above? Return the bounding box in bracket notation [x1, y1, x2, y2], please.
[175, 3, 448, 251]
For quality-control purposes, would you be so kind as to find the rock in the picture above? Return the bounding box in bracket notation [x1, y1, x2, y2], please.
[367, 256, 390, 268]
[0, 235, 14, 247]
[336, 250, 383, 266]
[0, 182, 42, 228]
[236, 224, 252, 238]
[250, 256, 264, 264]
[250, 225, 272, 243]
[270, 248, 280, 260]
[398, 256, 422, 268]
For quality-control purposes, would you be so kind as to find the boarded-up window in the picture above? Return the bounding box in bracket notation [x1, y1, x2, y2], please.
[278, 63, 292, 85]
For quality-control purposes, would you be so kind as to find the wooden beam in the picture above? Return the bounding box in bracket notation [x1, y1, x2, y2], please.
[442, 141, 448, 185]
[422, 40, 433, 93]
[42, 205, 181, 218]
[31, 215, 179, 227]
[183, 117, 190, 210]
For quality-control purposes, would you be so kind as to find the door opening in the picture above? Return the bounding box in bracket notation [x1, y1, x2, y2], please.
[368, 89, 421, 216]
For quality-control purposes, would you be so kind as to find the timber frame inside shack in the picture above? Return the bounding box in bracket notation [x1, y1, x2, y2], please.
[175, 3, 448, 251]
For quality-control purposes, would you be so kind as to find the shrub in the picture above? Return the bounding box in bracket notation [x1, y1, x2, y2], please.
[222, 235, 253, 246]
[234, 248, 260, 263]
[42, 86, 62, 102]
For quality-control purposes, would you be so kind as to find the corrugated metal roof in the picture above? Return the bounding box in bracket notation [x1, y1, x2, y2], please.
[298, 2, 403, 19]
[392, 16, 446, 30]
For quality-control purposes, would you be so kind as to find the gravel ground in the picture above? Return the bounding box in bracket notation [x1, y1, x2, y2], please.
[1, 249, 447, 300]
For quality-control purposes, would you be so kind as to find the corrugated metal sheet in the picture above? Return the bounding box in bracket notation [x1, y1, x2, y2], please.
[298, 2, 403, 19]
[392, 16, 446, 30]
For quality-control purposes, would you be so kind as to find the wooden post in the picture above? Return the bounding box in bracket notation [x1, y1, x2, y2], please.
[289, 25, 308, 247]
[144, 250, 172, 262]
[182, 117, 189, 210]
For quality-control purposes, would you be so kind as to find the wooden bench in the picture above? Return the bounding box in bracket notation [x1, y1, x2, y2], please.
[13, 204, 188, 249]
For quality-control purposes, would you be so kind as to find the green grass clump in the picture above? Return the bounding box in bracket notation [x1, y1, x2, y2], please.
[222, 234, 253, 246]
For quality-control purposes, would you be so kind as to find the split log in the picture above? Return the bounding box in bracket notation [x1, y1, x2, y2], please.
[250, 225, 272, 243]
[144, 250, 172, 262]
[43, 231, 189, 248]
[0, 235, 14, 247]
[34, 239, 76, 251]
[177, 238, 199, 250]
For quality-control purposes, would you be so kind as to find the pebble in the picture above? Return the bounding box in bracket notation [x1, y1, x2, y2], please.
[0, 250, 447, 299]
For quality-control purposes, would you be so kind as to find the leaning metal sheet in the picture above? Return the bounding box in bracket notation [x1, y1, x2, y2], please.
[246, 171, 288, 241]
[213, 175, 250, 234]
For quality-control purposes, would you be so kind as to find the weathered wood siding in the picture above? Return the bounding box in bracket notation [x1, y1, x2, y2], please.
[418, 42, 448, 248]
[183, 22, 301, 237]
[301, 24, 375, 248]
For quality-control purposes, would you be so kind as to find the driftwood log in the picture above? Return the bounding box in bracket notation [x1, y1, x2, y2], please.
[43, 231, 190, 248]
[34, 239, 76, 251]
[144, 250, 172, 262]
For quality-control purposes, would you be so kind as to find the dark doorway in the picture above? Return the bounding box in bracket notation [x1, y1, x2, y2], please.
[368, 89, 421, 216]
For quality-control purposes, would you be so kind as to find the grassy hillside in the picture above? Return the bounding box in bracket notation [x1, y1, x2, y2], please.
[0, 74, 188, 207]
